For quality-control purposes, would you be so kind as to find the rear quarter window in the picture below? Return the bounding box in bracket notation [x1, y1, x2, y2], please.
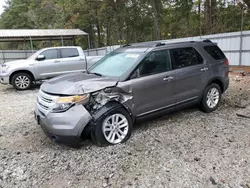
[204, 45, 225, 60]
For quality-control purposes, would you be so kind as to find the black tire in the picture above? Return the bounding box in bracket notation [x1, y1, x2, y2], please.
[91, 106, 133, 147]
[11, 72, 32, 90]
[200, 83, 222, 113]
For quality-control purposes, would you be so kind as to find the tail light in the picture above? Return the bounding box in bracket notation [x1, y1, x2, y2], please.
[225, 59, 229, 77]
[225, 71, 229, 77]
[225, 59, 229, 66]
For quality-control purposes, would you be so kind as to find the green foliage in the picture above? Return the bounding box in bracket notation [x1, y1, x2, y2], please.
[0, 0, 249, 49]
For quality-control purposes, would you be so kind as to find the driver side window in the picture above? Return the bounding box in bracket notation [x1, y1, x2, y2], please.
[131, 50, 171, 79]
[40, 49, 58, 60]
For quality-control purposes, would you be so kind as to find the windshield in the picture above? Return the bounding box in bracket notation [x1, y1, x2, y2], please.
[89, 52, 143, 78]
[27, 49, 43, 60]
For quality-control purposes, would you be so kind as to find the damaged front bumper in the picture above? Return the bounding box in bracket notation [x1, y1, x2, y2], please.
[35, 103, 92, 146]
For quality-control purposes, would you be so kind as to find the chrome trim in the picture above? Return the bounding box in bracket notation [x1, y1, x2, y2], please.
[36, 90, 58, 115]
[137, 96, 198, 117]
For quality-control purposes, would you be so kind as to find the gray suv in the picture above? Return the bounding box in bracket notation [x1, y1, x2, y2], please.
[35, 40, 229, 147]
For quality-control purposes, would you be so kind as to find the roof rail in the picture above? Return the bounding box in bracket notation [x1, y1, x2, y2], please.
[122, 39, 212, 48]
[122, 44, 131, 47]
[155, 42, 165, 47]
[122, 41, 166, 48]
[203, 39, 212, 43]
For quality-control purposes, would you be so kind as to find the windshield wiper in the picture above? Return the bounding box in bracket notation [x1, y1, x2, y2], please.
[88, 72, 104, 77]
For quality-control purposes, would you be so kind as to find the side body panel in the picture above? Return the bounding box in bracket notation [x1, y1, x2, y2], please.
[34, 59, 62, 80]
[34, 49, 62, 80]
[118, 70, 177, 117]
[201, 45, 229, 92]
[59, 47, 87, 74]
[171, 44, 212, 103]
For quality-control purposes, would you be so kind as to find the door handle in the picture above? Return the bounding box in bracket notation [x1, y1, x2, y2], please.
[201, 67, 209, 72]
[163, 76, 174, 81]
[54, 60, 60, 63]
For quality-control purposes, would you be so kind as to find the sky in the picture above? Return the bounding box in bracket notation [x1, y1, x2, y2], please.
[0, 0, 7, 16]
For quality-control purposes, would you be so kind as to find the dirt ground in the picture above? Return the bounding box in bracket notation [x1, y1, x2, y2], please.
[0, 74, 250, 188]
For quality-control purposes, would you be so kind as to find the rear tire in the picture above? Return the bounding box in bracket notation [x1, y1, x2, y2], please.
[91, 107, 133, 147]
[200, 83, 222, 113]
[11, 72, 32, 90]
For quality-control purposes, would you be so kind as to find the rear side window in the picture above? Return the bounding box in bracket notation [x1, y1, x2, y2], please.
[204, 45, 225, 60]
[170, 47, 203, 69]
[61, 48, 79, 58]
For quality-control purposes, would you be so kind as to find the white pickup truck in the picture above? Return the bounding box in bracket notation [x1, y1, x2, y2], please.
[0, 46, 102, 90]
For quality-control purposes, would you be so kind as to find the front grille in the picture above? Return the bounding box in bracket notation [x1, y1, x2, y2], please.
[36, 90, 58, 115]
[40, 95, 53, 103]
[38, 101, 49, 110]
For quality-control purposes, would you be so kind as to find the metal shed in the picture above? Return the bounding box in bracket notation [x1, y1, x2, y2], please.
[0, 29, 90, 51]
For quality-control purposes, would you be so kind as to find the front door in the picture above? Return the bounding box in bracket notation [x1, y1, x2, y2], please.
[34, 49, 61, 79]
[170, 47, 209, 103]
[124, 49, 177, 117]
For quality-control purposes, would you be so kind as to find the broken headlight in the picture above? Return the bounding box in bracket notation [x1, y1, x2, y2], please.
[52, 94, 90, 112]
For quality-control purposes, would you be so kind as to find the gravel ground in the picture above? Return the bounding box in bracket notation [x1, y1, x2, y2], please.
[0, 75, 250, 188]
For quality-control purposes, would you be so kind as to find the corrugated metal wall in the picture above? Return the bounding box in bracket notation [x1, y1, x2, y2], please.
[194, 31, 250, 66]
[1, 31, 250, 66]
[0, 50, 34, 64]
[153, 30, 250, 66]
[84, 30, 250, 66]
[83, 45, 120, 56]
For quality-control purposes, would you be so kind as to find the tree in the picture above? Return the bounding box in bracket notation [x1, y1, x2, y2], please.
[243, 0, 250, 8]
[0, 0, 249, 49]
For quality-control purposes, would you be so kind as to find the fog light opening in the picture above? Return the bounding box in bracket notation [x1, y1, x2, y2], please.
[51, 135, 58, 141]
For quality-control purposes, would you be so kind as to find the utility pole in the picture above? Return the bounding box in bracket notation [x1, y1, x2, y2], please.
[239, 2, 245, 66]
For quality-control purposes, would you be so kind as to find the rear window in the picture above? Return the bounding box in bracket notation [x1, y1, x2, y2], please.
[61, 48, 79, 58]
[204, 45, 225, 60]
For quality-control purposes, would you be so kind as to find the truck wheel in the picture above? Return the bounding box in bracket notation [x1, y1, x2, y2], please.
[11, 73, 32, 90]
[201, 83, 222, 113]
[91, 107, 133, 147]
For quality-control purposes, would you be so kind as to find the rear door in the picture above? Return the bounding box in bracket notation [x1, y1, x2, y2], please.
[125, 49, 177, 117]
[59, 48, 86, 74]
[170, 46, 209, 104]
[34, 49, 61, 79]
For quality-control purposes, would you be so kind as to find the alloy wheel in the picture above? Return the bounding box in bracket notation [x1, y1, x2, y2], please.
[15, 75, 30, 89]
[102, 113, 129, 144]
[206, 87, 220, 108]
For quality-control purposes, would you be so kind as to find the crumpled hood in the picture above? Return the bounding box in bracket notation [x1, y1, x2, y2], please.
[41, 73, 118, 95]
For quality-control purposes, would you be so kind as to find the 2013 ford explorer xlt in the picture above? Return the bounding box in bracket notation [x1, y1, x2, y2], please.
[0, 46, 102, 90]
[35, 40, 229, 147]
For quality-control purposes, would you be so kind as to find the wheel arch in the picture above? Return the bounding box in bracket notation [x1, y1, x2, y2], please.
[93, 101, 134, 122]
[9, 70, 35, 83]
[81, 101, 134, 137]
[206, 77, 224, 93]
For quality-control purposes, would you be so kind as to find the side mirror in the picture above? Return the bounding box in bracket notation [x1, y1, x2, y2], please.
[36, 55, 45, 61]
[130, 69, 140, 79]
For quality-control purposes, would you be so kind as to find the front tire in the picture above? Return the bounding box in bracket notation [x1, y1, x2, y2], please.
[91, 107, 133, 147]
[201, 83, 222, 113]
[11, 73, 32, 90]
